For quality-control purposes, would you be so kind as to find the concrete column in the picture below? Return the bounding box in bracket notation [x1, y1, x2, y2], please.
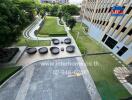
[118, 24, 132, 42]
[113, 10, 132, 38]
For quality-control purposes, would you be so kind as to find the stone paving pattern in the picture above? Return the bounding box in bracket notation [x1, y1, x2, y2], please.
[0, 58, 91, 100]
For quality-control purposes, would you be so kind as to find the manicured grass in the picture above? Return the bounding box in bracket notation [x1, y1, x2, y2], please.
[38, 16, 67, 37]
[71, 23, 108, 53]
[16, 36, 51, 47]
[84, 55, 130, 100]
[0, 67, 22, 85]
[70, 22, 131, 100]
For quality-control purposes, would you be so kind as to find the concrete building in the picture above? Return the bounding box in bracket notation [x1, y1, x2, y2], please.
[81, 0, 132, 65]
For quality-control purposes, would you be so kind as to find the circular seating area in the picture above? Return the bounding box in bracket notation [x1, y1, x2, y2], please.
[64, 38, 71, 44]
[26, 48, 37, 54]
[52, 39, 60, 45]
[66, 45, 75, 53]
[38, 47, 48, 54]
[50, 47, 60, 54]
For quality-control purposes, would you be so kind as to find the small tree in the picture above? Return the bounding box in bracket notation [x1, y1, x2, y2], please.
[58, 11, 63, 21]
[63, 13, 71, 25]
[67, 18, 76, 31]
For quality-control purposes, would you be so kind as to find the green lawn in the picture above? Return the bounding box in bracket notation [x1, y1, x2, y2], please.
[38, 16, 67, 37]
[71, 23, 108, 54]
[16, 36, 51, 47]
[0, 67, 21, 85]
[71, 22, 131, 100]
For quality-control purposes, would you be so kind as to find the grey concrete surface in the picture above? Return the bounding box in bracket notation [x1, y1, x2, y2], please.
[0, 58, 91, 100]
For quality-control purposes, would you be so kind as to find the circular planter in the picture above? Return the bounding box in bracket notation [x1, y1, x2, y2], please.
[26, 48, 37, 54]
[66, 45, 75, 53]
[50, 47, 60, 55]
[52, 39, 60, 45]
[38, 47, 48, 54]
[64, 38, 71, 44]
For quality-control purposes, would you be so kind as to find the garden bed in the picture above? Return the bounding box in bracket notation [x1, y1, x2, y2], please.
[38, 16, 67, 37]
[0, 48, 19, 63]
[16, 36, 51, 47]
[0, 66, 22, 85]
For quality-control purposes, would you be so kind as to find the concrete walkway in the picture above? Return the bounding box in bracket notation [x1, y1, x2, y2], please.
[18, 16, 82, 66]
[0, 16, 101, 100]
[0, 58, 92, 100]
[23, 17, 51, 40]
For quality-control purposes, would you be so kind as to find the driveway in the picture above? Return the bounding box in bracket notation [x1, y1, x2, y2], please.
[0, 57, 91, 100]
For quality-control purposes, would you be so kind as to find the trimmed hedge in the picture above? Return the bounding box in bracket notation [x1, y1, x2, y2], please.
[49, 34, 67, 37]
[0, 66, 22, 85]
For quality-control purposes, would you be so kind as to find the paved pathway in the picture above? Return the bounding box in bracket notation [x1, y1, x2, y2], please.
[0, 16, 101, 100]
[17, 17, 82, 67]
[23, 17, 51, 40]
[0, 58, 92, 100]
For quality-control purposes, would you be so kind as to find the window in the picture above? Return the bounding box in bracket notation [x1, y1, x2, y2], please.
[103, 21, 106, 25]
[105, 37, 117, 49]
[106, 21, 109, 26]
[125, 7, 132, 14]
[105, 8, 108, 12]
[100, 21, 102, 24]
[102, 34, 108, 42]
[108, 7, 112, 12]
[127, 29, 132, 35]
[96, 9, 98, 13]
[97, 20, 99, 24]
[98, 9, 100, 13]
[117, 46, 128, 56]
[111, 23, 115, 28]
[101, 8, 104, 13]
[116, 25, 120, 30]
[121, 27, 127, 32]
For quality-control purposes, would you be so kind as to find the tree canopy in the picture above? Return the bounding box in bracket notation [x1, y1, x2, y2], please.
[0, 0, 36, 47]
[39, 3, 80, 16]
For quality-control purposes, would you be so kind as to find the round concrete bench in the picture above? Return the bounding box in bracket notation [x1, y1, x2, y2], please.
[66, 45, 75, 53]
[52, 39, 60, 45]
[64, 38, 71, 44]
[38, 47, 48, 54]
[26, 48, 37, 54]
[50, 47, 60, 54]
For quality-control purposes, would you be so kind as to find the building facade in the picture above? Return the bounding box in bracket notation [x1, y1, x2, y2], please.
[81, 0, 132, 65]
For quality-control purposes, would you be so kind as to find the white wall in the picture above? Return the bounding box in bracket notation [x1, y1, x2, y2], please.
[82, 18, 132, 63]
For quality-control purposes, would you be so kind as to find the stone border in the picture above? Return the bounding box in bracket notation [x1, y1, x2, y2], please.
[0, 66, 24, 88]
[57, 17, 64, 26]
[114, 67, 132, 95]
[77, 57, 101, 100]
